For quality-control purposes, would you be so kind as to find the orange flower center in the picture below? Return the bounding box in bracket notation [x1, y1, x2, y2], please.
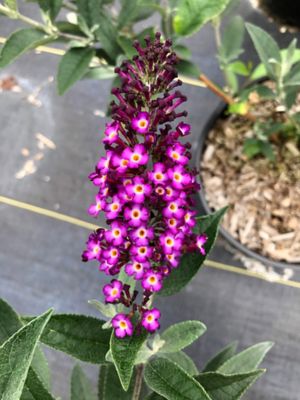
[138, 120, 147, 128]
[120, 321, 127, 329]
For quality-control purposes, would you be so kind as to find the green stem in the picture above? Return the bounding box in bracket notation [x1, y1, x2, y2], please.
[0, 3, 90, 43]
[132, 365, 144, 400]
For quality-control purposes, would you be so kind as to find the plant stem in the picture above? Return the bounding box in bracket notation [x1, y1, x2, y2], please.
[132, 365, 144, 400]
[0, 3, 90, 43]
[199, 73, 257, 122]
[199, 73, 234, 104]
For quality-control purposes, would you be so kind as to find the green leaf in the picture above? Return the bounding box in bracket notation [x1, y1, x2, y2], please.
[250, 63, 267, 81]
[134, 334, 166, 365]
[173, 44, 191, 60]
[0, 299, 51, 394]
[110, 330, 148, 391]
[94, 11, 122, 61]
[137, 27, 156, 42]
[196, 370, 265, 400]
[144, 358, 212, 400]
[117, 35, 137, 59]
[160, 321, 206, 353]
[133, 0, 159, 22]
[4, 0, 18, 11]
[219, 16, 245, 64]
[161, 352, 198, 376]
[218, 342, 273, 374]
[84, 66, 116, 80]
[0, 298, 23, 342]
[203, 342, 237, 372]
[57, 47, 95, 94]
[98, 364, 137, 399]
[39, 314, 111, 364]
[55, 21, 83, 36]
[88, 300, 117, 319]
[71, 365, 96, 400]
[0, 28, 49, 68]
[246, 23, 281, 79]
[21, 368, 55, 400]
[159, 207, 227, 296]
[281, 39, 297, 78]
[176, 59, 200, 78]
[145, 393, 166, 400]
[0, 309, 53, 400]
[284, 62, 300, 86]
[37, 0, 62, 21]
[260, 141, 275, 161]
[243, 138, 262, 159]
[118, 0, 139, 28]
[30, 348, 51, 391]
[228, 101, 249, 115]
[227, 61, 249, 76]
[173, 0, 231, 37]
[76, 0, 102, 28]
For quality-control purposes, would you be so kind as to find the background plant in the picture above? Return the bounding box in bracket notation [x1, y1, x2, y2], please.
[0, 0, 232, 95]
[201, 11, 300, 161]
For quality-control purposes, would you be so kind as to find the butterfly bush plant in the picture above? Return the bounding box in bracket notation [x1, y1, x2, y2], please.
[0, 34, 272, 400]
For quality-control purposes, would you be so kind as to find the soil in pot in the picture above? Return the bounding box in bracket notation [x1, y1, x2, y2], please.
[256, 0, 300, 31]
[200, 84, 300, 264]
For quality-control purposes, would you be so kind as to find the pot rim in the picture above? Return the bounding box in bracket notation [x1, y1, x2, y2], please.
[195, 101, 300, 269]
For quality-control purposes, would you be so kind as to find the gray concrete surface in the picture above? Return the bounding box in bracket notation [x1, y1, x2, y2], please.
[0, 1, 300, 399]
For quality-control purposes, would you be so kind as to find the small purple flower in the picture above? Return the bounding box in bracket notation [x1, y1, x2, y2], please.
[177, 122, 191, 136]
[105, 196, 122, 220]
[97, 152, 112, 173]
[103, 247, 120, 265]
[103, 279, 123, 303]
[88, 194, 106, 217]
[148, 163, 167, 185]
[196, 234, 208, 255]
[125, 260, 150, 280]
[166, 143, 189, 165]
[166, 217, 180, 233]
[142, 308, 161, 332]
[104, 221, 127, 246]
[184, 210, 196, 228]
[131, 112, 150, 134]
[82, 239, 101, 262]
[142, 270, 163, 292]
[160, 232, 183, 254]
[124, 204, 149, 227]
[125, 177, 152, 203]
[111, 153, 130, 174]
[103, 121, 120, 144]
[112, 314, 133, 338]
[130, 225, 154, 245]
[162, 186, 179, 202]
[165, 252, 180, 268]
[130, 245, 153, 262]
[162, 199, 185, 219]
[168, 165, 191, 189]
[122, 144, 149, 168]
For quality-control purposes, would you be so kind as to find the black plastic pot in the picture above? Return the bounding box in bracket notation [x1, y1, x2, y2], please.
[196, 101, 300, 269]
[258, 0, 300, 30]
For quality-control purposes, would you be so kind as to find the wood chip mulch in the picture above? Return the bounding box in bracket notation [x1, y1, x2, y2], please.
[200, 96, 300, 264]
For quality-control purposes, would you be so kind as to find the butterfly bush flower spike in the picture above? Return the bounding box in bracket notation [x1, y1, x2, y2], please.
[82, 32, 208, 338]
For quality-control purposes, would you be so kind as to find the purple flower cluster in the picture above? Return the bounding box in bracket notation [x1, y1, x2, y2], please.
[82, 33, 207, 338]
